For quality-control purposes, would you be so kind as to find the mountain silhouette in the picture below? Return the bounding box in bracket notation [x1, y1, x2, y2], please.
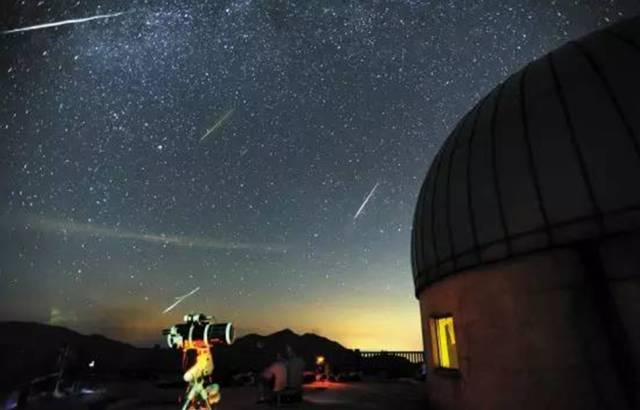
[0, 321, 358, 393]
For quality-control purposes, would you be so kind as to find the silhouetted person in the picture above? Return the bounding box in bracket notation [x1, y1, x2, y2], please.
[285, 345, 305, 401]
[258, 353, 287, 403]
[54, 344, 74, 397]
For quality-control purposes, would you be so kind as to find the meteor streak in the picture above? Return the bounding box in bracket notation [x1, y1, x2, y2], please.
[1, 11, 129, 35]
[162, 287, 200, 314]
[353, 182, 379, 221]
[200, 108, 235, 142]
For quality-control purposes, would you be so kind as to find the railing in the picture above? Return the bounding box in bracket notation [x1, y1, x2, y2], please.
[356, 350, 427, 364]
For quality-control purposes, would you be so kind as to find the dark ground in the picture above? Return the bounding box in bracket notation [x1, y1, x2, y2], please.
[4, 380, 427, 409]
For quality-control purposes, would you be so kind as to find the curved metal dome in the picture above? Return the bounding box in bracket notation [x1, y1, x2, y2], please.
[412, 16, 640, 296]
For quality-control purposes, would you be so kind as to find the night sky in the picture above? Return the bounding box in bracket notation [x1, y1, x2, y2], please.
[1, 0, 638, 350]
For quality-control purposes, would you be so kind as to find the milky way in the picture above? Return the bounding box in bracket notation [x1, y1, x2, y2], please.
[1, 1, 638, 349]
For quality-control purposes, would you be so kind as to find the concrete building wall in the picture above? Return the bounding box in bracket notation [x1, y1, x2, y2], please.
[419, 246, 636, 410]
[599, 231, 640, 406]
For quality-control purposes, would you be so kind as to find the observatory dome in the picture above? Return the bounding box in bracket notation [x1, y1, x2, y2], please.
[412, 16, 640, 296]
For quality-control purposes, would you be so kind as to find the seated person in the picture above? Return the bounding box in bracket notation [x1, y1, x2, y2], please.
[258, 353, 287, 403]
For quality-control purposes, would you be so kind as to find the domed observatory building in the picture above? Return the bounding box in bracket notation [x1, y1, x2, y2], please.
[411, 16, 640, 410]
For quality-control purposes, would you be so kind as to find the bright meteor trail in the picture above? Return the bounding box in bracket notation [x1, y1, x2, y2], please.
[162, 287, 201, 314]
[353, 182, 379, 221]
[201, 108, 235, 142]
[1, 11, 128, 35]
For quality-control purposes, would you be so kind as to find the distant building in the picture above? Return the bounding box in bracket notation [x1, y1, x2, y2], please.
[411, 16, 640, 410]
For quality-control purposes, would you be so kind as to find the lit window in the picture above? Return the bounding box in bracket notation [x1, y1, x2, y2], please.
[429, 316, 459, 369]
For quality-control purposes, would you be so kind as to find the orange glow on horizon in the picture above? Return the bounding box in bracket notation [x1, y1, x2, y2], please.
[44, 288, 424, 351]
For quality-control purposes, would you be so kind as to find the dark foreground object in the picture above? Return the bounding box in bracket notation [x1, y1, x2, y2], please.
[4, 380, 426, 410]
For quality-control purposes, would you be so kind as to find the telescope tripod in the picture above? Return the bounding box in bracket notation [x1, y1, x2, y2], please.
[180, 345, 220, 410]
[181, 378, 220, 410]
[163, 314, 234, 410]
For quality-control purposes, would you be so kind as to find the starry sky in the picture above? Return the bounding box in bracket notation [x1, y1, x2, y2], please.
[1, 0, 638, 350]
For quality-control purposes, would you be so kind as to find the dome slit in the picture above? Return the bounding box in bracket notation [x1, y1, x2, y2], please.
[413, 164, 433, 278]
[519, 66, 554, 246]
[421, 150, 443, 274]
[489, 81, 512, 256]
[445, 116, 472, 271]
[428, 150, 446, 269]
[465, 97, 487, 266]
[547, 52, 605, 235]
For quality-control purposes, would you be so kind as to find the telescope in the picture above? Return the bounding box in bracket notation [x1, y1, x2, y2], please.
[163, 313, 235, 349]
[162, 313, 234, 409]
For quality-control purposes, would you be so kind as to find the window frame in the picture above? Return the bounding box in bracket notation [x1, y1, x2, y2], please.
[429, 313, 460, 373]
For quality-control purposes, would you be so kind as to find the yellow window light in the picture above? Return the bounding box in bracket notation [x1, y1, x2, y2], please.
[429, 316, 459, 370]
